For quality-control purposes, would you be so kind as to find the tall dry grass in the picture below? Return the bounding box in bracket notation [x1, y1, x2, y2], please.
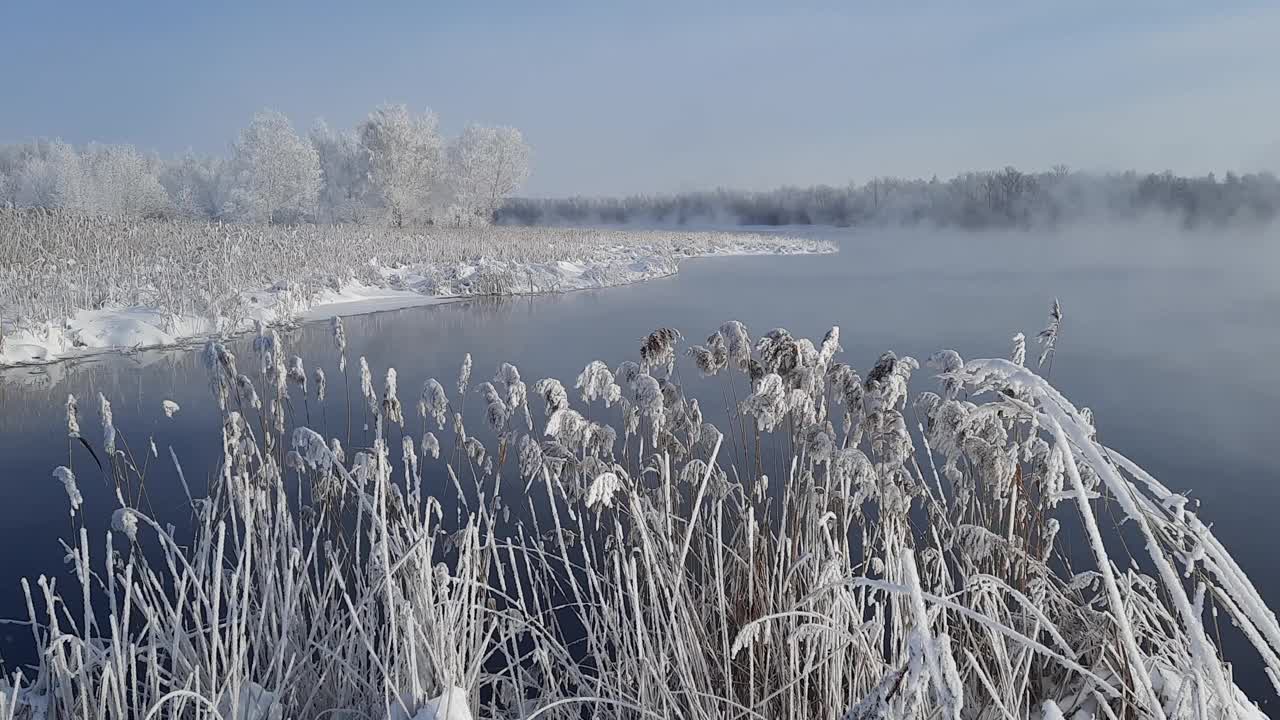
[0, 314, 1275, 719]
[0, 210, 822, 337]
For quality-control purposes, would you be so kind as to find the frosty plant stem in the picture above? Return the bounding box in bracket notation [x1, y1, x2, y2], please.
[2, 313, 1277, 719]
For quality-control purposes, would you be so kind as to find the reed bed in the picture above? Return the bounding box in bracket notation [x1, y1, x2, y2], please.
[1, 313, 1275, 719]
[0, 210, 821, 334]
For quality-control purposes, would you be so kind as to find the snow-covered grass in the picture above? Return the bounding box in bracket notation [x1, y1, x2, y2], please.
[2, 313, 1277, 719]
[0, 210, 832, 365]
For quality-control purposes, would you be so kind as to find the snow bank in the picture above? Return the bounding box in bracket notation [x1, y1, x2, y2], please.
[0, 230, 833, 368]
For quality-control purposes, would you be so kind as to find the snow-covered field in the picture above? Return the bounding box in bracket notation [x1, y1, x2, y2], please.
[0, 210, 832, 366]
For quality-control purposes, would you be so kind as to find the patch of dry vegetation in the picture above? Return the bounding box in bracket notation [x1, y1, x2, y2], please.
[2, 312, 1275, 719]
[0, 209, 826, 332]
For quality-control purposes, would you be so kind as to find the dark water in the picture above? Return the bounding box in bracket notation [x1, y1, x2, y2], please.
[1, 225, 1277, 699]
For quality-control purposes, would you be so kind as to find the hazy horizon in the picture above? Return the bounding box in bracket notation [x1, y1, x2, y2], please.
[3, 1, 1279, 197]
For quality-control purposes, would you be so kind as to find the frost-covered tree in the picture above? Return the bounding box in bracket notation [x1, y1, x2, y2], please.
[160, 152, 227, 220]
[224, 110, 321, 224]
[0, 145, 21, 209]
[357, 105, 442, 227]
[498, 167, 1280, 229]
[310, 120, 370, 224]
[81, 143, 170, 217]
[14, 140, 86, 211]
[0, 106, 541, 225]
[446, 125, 530, 224]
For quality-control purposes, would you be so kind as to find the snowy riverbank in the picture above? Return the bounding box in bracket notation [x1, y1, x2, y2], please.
[0, 220, 833, 367]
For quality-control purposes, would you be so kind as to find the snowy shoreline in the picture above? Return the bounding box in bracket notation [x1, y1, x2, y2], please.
[0, 230, 834, 368]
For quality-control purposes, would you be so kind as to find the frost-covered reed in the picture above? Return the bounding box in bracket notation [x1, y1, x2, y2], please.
[1, 316, 1276, 719]
[0, 209, 824, 339]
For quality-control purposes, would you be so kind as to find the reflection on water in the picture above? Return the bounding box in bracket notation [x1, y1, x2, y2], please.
[1, 225, 1278, 695]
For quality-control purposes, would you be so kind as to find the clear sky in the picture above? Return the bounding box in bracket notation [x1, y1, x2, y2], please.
[3, 1, 1277, 196]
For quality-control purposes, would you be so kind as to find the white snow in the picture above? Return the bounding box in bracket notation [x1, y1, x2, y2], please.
[415, 687, 472, 720]
[1, 231, 833, 368]
[298, 282, 448, 320]
[388, 686, 473, 720]
[215, 682, 280, 720]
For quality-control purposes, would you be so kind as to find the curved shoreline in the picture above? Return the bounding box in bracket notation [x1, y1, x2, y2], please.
[0, 234, 835, 371]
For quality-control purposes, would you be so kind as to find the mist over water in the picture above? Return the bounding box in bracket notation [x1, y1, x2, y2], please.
[1, 222, 1277, 698]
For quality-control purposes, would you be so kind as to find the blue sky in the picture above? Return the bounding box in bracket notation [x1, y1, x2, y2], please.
[3, 1, 1277, 196]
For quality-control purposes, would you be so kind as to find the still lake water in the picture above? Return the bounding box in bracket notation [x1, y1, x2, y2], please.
[1, 225, 1277, 698]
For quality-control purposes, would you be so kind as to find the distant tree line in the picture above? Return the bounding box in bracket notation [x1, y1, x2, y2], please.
[498, 166, 1280, 230]
[0, 105, 530, 227]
